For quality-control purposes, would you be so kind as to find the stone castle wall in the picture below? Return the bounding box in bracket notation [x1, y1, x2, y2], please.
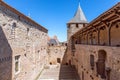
[64, 2, 120, 80]
[0, 26, 12, 80]
[48, 44, 66, 65]
[0, 1, 48, 80]
[67, 23, 87, 41]
[73, 44, 120, 80]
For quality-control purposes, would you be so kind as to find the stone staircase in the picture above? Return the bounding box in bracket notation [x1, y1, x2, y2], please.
[59, 65, 79, 80]
[38, 65, 79, 80]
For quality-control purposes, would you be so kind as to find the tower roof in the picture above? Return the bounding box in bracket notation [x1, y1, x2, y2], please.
[68, 3, 87, 24]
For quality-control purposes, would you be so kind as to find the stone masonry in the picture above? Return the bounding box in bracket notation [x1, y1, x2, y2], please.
[0, 1, 120, 80]
[63, 2, 120, 80]
[0, 1, 48, 80]
[47, 36, 67, 66]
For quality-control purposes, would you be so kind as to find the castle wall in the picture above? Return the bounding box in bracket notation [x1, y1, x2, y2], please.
[64, 2, 120, 80]
[0, 26, 12, 80]
[73, 44, 120, 80]
[48, 44, 66, 65]
[0, 1, 48, 80]
[67, 24, 86, 41]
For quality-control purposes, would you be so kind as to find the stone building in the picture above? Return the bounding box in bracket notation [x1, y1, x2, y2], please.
[0, 0, 120, 80]
[47, 36, 67, 66]
[0, 1, 48, 80]
[63, 3, 88, 66]
[67, 3, 88, 41]
[64, 2, 120, 80]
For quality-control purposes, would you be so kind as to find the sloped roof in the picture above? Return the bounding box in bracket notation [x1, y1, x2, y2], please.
[48, 39, 58, 45]
[72, 2, 120, 38]
[68, 3, 87, 24]
[48, 36, 59, 45]
[0, 1, 48, 33]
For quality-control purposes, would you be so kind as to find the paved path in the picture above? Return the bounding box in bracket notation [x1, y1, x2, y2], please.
[38, 65, 79, 80]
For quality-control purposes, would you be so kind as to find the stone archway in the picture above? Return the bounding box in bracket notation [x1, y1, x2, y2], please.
[96, 50, 107, 79]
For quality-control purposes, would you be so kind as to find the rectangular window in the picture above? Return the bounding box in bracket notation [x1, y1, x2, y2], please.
[57, 58, 61, 63]
[11, 29, 15, 38]
[15, 55, 20, 74]
[11, 23, 16, 39]
[90, 55, 94, 70]
[15, 62, 19, 72]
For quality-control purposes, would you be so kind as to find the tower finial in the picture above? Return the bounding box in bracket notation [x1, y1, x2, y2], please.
[78, 0, 81, 8]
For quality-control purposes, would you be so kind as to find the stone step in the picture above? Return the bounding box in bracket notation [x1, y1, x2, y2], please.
[38, 65, 79, 80]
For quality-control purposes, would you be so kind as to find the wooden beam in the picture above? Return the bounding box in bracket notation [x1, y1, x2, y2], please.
[102, 12, 115, 21]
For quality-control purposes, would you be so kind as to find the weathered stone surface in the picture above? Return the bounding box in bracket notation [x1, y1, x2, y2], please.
[0, 1, 48, 80]
[48, 44, 66, 65]
[47, 36, 67, 65]
[64, 2, 120, 80]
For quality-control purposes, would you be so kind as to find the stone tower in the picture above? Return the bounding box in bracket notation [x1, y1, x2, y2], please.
[67, 3, 88, 40]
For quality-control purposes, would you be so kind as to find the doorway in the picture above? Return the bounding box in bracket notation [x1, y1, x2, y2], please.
[96, 50, 106, 79]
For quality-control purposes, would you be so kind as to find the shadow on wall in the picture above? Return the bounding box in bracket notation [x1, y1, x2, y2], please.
[0, 26, 12, 80]
[61, 47, 69, 65]
[59, 48, 80, 80]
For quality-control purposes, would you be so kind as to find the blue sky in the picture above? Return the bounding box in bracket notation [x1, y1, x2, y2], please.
[4, 0, 120, 42]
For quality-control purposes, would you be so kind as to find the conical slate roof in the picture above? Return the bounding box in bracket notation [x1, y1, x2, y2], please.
[68, 3, 87, 23]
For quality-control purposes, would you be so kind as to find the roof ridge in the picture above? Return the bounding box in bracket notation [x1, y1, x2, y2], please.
[0, 1, 48, 33]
